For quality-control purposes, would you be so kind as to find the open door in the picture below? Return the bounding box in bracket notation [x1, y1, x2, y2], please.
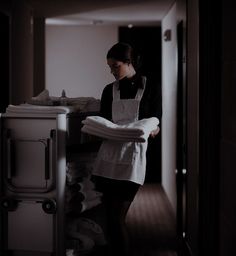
[176, 20, 187, 241]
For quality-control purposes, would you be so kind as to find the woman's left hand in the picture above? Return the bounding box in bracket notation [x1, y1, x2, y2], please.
[149, 126, 160, 138]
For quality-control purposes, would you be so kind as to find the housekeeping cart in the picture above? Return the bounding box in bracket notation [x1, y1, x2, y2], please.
[0, 110, 67, 256]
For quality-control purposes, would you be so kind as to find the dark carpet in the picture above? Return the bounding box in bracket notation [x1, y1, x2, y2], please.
[126, 183, 178, 256]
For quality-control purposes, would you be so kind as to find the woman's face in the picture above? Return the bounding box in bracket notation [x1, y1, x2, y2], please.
[107, 58, 131, 80]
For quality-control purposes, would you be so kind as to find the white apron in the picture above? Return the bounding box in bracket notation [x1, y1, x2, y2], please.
[93, 76, 148, 185]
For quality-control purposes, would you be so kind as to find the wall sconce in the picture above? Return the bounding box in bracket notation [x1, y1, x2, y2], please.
[163, 29, 171, 41]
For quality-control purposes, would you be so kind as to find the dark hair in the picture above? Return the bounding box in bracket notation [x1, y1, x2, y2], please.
[107, 42, 138, 67]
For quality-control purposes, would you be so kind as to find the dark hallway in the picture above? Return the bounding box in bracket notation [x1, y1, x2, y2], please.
[1, 1, 236, 256]
[126, 183, 177, 256]
[83, 183, 178, 256]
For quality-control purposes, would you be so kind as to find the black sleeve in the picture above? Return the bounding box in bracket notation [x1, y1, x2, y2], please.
[99, 83, 113, 121]
[150, 80, 162, 122]
[139, 77, 162, 123]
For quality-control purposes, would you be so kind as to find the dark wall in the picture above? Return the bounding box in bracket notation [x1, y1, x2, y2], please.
[0, 11, 10, 112]
[186, 0, 236, 255]
[11, 0, 34, 104]
[219, 0, 236, 255]
[198, 0, 222, 253]
[0, 0, 45, 106]
[119, 26, 161, 79]
[33, 17, 45, 97]
[119, 26, 162, 182]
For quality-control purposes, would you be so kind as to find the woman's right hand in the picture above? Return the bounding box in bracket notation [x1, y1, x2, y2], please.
[149, 126, 160, 138]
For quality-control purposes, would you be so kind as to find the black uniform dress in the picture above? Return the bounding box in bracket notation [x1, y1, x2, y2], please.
[94, 73, 162, 201]
[100, 73, 162, 122]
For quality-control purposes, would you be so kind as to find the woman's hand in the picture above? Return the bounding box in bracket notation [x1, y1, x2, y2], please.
[149, 126, 160, 138]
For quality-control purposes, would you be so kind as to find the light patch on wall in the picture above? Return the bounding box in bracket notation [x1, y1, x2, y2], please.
[46, 18, 95, 26]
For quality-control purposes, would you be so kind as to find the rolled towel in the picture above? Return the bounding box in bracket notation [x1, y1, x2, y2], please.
[77, 177, 95, 192]
[66, 249, 74, 256]
[66, 197, 102, 214]
[66, 163, 92, 183]
[65, 234, 95, 254]
[66, 185, 102, 203]
[67, 176, 96, 191]
[68, 190, 102, 204]
[27, 89, 55, 106]
[67, 217, 107, 246]
[80, 197, 102, 212]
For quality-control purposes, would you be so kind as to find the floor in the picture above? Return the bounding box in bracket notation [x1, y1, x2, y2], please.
[82, 183, 178, 256]
[126, 183, 178, 256]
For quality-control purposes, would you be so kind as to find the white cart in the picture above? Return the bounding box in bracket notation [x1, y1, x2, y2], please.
[0, 110, 67, 256]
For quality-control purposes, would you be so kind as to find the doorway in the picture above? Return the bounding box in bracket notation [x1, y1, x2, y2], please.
[117, 25, 178, 255]
[119, 26, 162, 183]
[0, 12, 10, 113]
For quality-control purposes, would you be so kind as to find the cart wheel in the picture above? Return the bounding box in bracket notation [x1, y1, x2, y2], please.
[0, 197, 18, 211]
[42, 199, 57, 214]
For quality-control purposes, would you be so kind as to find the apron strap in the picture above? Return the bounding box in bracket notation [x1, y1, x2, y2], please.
[135, 76, 146, 100]
[113, 80, 120, 100]
[112, 76, 147, 100]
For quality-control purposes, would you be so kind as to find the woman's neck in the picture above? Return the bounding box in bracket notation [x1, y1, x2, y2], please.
[126, 66, 136, 78]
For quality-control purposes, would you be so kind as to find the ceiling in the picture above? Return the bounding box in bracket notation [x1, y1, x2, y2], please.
[25, 0, 174, 26]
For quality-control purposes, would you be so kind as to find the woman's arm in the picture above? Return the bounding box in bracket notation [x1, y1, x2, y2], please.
[100, 83, 113, 121]
[140, 78, 162, 122]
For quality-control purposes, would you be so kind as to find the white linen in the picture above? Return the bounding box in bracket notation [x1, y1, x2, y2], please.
[82, 125, 146, 142]
[77, 178, 95, 192]
[27, 89, 100, 112]
[6, 104, 77, 114]
[82, 115, 144, 136]
[81, 115, 159, 142]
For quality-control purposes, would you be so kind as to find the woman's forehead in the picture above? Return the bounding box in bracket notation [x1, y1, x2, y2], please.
[107, 58, 123, 66]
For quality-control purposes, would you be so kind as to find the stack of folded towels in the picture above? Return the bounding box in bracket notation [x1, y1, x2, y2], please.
[65, 152, 106, 255]
[81, 116, 159, 142]
[66, 153, 102, 215]
[6, 103, 75, 114]
[65, 176, 102, 215]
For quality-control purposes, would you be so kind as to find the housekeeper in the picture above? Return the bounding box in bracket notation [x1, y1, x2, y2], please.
[92, 42, 162, 256]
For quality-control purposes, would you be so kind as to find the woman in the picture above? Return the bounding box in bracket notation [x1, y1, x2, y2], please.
[92, 42, 162, 256]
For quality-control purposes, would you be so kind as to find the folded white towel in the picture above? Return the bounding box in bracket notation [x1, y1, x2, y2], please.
[81, 116, 159, 142]
[6, 104, 76, 114]
[82, 116, 144, 136]
[82, 125, 146, 142]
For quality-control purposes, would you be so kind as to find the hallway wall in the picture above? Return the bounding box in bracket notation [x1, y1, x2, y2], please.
[161, 3, 178, 213]
[45, 25, 118, 99]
